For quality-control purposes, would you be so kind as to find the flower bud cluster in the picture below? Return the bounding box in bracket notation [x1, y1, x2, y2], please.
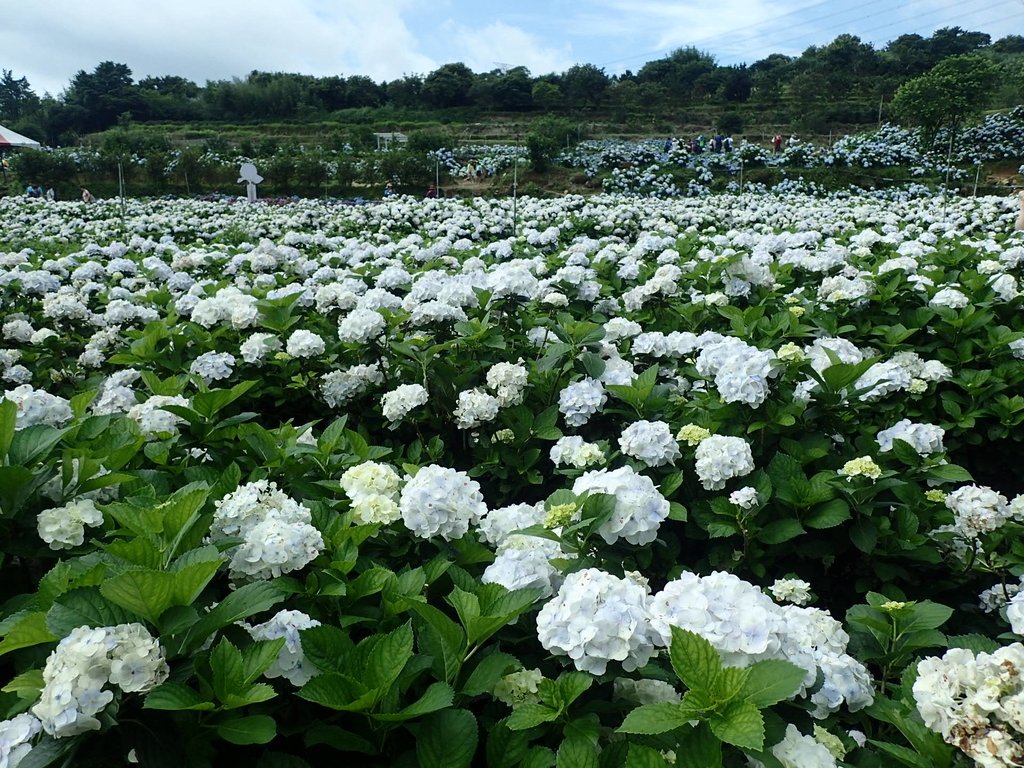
[340, 461, 403, 525]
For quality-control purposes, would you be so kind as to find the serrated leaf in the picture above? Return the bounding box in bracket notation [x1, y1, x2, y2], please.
[101, 568, 193, 625]
[242, 638, 286, 685]
[507, 702, 560, 731]
[416, 709, 477, 768]
[757, 519, 805, 544]
[46, 587, 142, 637]
[626, 744, 672, 768]
[364, 622, 413, 691]
[300, 624, 355, 675]
[676, 723, 722, 768]
[305, 725, 378, 755]
[553, 672, 593, 711]
[0, 612, 57, 657]
[2, 668, 43, 700]
[486, 721, 530, 768]
[556, 735, 599, 768]
[712, 666, 749, 702]
[618, 702, 693, 735]
[803, 499, 850, 529]
[297, 672, 373, 711]
[372, 681, 454, 722]
[181, 581, 287, 653]
[462, 651, 519, 697]
[946, 633, 1000, 654]
[738, 659, 807, 708]
[410, 602, 466, 684]
[144, 682, 215, 711]
[709, 700, 764, 751]
[669, 626, 721, 693]
[216, 714, 276, 745]
[211, 638, 246, 702]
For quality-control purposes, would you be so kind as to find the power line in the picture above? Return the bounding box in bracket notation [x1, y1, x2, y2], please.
[600, 0, 1010, 70]
[712, 0, 994, 60]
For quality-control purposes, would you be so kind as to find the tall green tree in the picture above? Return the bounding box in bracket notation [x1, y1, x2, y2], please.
[891, 54, 999, 148]
[65, 61, 143, 132]
[0, 70, 39, 122]
[421, 63, 475, 108]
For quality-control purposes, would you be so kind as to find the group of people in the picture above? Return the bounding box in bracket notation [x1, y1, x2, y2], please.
[24, 183, 95, 202]
[666, 135, 735, 155]
[25, 183, 54, 200]
[771, 134, 800, 153]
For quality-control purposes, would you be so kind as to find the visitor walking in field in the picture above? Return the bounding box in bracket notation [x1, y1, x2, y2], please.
[1016, 190, 1024, 231]
[81, 188, 95, 203]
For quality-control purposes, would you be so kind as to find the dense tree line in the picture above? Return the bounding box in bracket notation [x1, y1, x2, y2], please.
[2, 27, 1022, 145]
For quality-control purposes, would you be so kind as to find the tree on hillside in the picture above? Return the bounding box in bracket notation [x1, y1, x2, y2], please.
[422, 63, 475, 108]
[0, 70, 40, 122]
[65, 61, 143, 132]
[560, 64, 610, 109]
[637, 47, 716, 102]
[891, 54, 999, 148]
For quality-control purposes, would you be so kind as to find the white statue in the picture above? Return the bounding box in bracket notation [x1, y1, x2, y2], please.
[238, 162, 264, 203]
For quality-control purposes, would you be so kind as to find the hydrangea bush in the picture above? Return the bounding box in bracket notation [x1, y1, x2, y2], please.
[0, 187, 1023, 766]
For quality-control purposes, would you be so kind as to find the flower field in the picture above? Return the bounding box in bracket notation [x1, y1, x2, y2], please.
[1, 189, 1023, 767]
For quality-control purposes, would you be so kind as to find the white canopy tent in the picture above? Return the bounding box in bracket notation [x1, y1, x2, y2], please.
[0, 124, 41, 149]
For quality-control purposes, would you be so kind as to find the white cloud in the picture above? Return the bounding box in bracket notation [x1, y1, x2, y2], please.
[439, 21, 574, 76]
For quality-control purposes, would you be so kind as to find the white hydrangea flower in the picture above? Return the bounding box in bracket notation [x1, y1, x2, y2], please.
[341, 461, 402, 504]
[572, 465, 670, 546]
[285, 329, 326, 358]
[762, 724, 839, 768]
[210, 480, 323, 581]
[694, 435, 754, 490]
[239, 332, 282, 365]
[477, 502, 546, 547]
[944, 485, 1012, 539]
[37, 499, 103, 550]
[929, 286, 970, 309]
[399, 465, 486, 541]
[127, 394, 189, 438]
[769, 578, 813, 605]
[189, 351, 236, 384]
[618, 420, 681, 467]
[536, 568, 655, 675]
[0, 712, 42, 767]
[453, 388, 500, 429]
[3, 384, 73, 429]
[854, 360, 913, 401]
[876, 419, 945, 455]
[558, 378, 607, 427]
[381, 383, 428, 425]
[338, 307, 386, 343]
[549, 436, 605, 469]
[729, 487, 758, 509]
[245, 609, 321, 686]
[914, 644, 1024, 767]
[32, 624, 169, 738]
[320, 363, 383, 407]
[649, 571, 782, 665]
[482, 535, 563, 598]
[1008, 592, 1024, 635]
[486, 362, 528, 407]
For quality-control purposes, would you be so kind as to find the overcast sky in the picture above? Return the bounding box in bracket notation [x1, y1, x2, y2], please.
[4, 0, 1020, 96]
